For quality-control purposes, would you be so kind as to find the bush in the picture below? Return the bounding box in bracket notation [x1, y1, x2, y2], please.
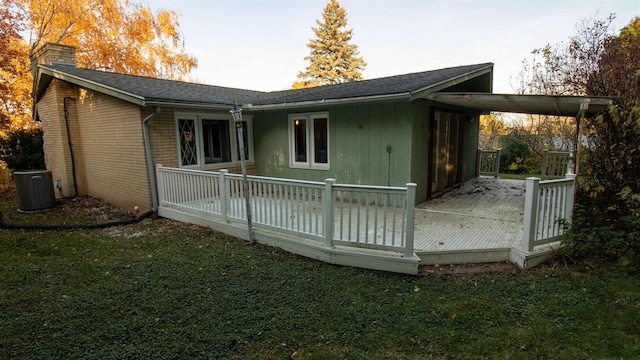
[0, 128, 45, 171]
[564, 187, 640, 263]
[499, 135, 537, 174]
[564, 105, 640, 264]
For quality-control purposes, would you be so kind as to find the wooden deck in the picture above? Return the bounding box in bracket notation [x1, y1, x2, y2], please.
[414, 177, 533, 265]
[157, 165, 564, 273]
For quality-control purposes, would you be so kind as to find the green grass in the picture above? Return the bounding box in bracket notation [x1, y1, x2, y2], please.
[497, 173, 533, 180]
[1, 191, 639, 359]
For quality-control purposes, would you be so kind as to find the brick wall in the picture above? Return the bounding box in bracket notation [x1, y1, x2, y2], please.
[37, 80, 78, 198]
[147, 109, 178, 168]
[73, 89, 152, 212]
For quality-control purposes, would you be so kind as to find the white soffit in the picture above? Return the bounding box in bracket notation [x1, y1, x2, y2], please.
[427, 93, 613, 117]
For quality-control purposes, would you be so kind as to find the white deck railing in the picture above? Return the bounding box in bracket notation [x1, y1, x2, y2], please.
[156, 165, 416, 257]
[522, 174, 576, 252]
[541, 151, 571, 179]
[478, 149, 501, 178]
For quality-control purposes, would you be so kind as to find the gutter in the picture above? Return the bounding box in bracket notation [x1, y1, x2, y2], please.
[143, 100, 235, 111]
[142, 107, 161, 211]
[245, 92, 411, 111]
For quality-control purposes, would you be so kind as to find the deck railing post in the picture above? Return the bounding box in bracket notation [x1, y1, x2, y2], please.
[323, 178, 336, 248]
[522, 177, 541, 252]
[404, 183, 417, 258]
[477, 149, 482, 177]
[494, 149, 501, 178]
[565, 173, 576, 223]
[155, 164, 165, 205]
[219, 169, 229, 223]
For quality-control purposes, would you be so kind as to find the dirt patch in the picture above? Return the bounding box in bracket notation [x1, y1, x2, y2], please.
[420, 261, 521, 276]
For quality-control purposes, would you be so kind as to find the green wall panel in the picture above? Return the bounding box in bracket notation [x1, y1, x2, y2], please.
[251, 99, 479, 204]
[252, 101, 412, 187]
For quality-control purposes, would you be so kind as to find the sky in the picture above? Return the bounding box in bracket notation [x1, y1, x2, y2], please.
[146, 0, 639, 93]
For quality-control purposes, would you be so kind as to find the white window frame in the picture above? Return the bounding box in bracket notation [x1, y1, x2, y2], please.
[288, 112, 330, 170]
[175, 112, 254, 169]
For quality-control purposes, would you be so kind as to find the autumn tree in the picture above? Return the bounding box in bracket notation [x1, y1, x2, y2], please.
[0, 0, 32, 135]
[478, 114, 507, 150]
[295, 0, 366, 88]
[0, 0, 198, 132]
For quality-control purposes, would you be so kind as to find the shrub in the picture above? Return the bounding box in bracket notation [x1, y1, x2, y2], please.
[0, 128, 45, 171]
[499, 135, 536, 174]
[564, 105, 640, 264]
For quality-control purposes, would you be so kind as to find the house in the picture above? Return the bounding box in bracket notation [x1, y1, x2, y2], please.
[32, 42, 495, 212]
[31, 43, 615, 273]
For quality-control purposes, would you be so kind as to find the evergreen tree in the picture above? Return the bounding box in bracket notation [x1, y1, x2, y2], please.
[295, 0, 366, 88]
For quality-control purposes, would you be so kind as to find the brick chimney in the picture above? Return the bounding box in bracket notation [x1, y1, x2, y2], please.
[30, 42, 76, 76]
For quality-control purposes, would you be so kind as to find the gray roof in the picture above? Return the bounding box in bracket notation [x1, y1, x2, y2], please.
[37, 62, 493, 109]
[39, 64, 264, 107]
[250, 63, 493, 106]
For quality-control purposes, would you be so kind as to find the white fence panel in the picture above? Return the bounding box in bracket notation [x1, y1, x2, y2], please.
[226, 174, 326, 238]
[156, 166, 223, 215]
[156, 165, 416, 257]
[332, 185, 411, 253]
[478, 149, 500, 178]
[541, 151, 571, 179]
[522, 175, 575, 252]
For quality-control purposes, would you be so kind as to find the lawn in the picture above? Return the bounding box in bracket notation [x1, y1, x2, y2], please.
[1, 191, 639, 359]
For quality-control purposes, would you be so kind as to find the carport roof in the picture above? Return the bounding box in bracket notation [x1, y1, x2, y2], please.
[427, 93, 613, 117]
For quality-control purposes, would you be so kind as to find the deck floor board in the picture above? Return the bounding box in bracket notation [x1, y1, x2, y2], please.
[415, 178, 525, 252]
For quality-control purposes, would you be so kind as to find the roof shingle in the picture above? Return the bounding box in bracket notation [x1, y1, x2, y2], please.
[41, 62, 493, 107]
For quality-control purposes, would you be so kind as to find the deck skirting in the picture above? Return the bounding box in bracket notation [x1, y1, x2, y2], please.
[159, 206, 421, 275]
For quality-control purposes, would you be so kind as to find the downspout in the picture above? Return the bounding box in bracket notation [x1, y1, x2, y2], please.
[142, 107, 161, 211]
[63, 97, 78, 198]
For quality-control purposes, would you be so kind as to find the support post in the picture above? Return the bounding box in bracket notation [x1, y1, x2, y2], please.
[404, 183, 417, 258]
[323, 179, 336, 248]
[522, 177, 540, 252]
[236, 124, 255, 243]
[155, 164, 164, 206]
[565, 173, 576, 223]
[219, 169, 229, 223]
[494, 149, 501, 178]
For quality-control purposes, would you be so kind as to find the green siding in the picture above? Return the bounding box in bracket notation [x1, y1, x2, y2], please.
[252, 101, 412, 187]
[252, 99, 480, 205]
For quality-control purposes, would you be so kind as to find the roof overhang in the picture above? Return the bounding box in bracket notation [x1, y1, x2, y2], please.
[35, 65, 234, 111]
[410, 65, 493, 100]
[37, 65, 146, 106]
[426, 93, 613, 117]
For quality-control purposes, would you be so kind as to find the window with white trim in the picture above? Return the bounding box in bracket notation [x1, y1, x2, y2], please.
[288, 112, 329, 170]
[175, 113, 253, 169]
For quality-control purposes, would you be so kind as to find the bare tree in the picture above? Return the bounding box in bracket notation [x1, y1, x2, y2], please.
[508, 14, 617, 157]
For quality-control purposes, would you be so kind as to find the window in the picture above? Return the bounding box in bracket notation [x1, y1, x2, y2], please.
[235, 121, 250, 161]
[178, 117, 198, 166]
[202, 120, 231, 164]
[176, 113, 253, 169]
[288, 112, 329, 170]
